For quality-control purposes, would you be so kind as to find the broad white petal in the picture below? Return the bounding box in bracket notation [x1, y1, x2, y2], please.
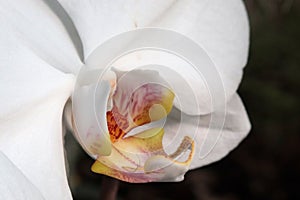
[57, 0, 175, 58]
[154, 0, 249, 114]
[0, 28, 74, 199]
[58, 0, 249, 115]
[163, 94, 251, 169]
[0, 152, 44, 200]
[0, 0, 82, 74]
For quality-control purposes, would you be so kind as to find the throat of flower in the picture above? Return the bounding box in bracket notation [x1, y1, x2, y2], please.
[106, 83, 175, 143]
[106, 108, 128, 143]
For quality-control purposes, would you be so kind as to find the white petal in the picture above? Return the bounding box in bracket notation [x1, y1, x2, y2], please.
[57, 0, 175, 58]
[0, 152, 44, 200]
[58, 0, 249, 115]
[163, 94, 251, 169]
[0, 29, 74, 199]
[72, 80, 112, 157]
[154, 0, 249, 114]
[0, 0, 82, 74]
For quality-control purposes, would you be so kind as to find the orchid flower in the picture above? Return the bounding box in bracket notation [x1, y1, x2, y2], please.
[0, 0, 250, 199]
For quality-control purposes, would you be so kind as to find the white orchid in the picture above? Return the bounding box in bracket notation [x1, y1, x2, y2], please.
[0, 0, 250, 199]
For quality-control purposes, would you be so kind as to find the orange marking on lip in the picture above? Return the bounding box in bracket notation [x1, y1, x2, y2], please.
[106, 107, 129, 143]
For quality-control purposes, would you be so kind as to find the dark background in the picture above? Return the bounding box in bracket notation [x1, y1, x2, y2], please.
[66, 1, 300, 199]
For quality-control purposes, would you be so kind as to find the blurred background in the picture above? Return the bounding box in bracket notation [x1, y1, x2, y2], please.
[65, 1, 300, 199]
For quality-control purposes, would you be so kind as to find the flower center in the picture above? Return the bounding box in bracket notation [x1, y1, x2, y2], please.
[106, 83, 175, 143]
